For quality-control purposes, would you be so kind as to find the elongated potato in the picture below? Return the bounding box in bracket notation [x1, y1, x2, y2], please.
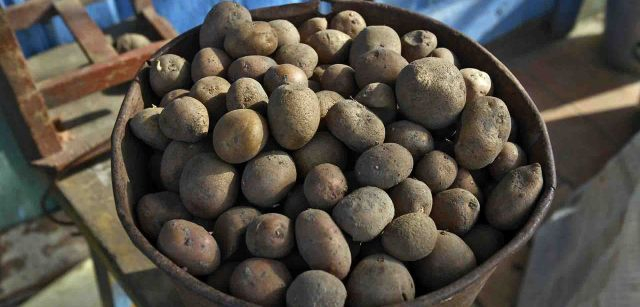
[130, 107, 170, 150]
[431, 188, 480, 235]
[389, 178, 433, 217]
[286, 270, 347, 307]
[227, 55, 277, 82]
[413, 231, 476, 290]
[353, 48, 408, 87]
[347, 254, 415, 307]
[355, 143, 413, 189]
[241, 150, 297, 207]
[230, 258, 292, 307]
[136, 191, 192, 240]
[332, 187, 394, 242]
[325, 99, 385, 153]
[160, 140, 210, 192]
[213, 206, 261, 260]
[224, 21, 278, 58]
[268, 84, 320, 150]
[296, 209, 352, 279]
[381, 213, 438, 261]
[157, 219, 221, 275]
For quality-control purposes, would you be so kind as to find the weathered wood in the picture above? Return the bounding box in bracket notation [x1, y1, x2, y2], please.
[4, 0, 97, 31]
[141, 6, 177, 40]
[90, 249, 116, 307]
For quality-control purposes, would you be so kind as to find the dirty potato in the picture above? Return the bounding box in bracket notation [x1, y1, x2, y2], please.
[274, 43, 319, 78]
[225, 78, 269, 113]
[389, 178, 433, 217]
[355, 143, 413, 189]
[245, 213, 294, 258]
[286, 270, 347, 307]
[268, 84, 320, 150]
[329, 10, 366, 38]
[229, 258, 292, 306]
[241, 150, 297, 207]
[382, 213, 438, 261]
[325, 99, 385, 153]
[414, 150, 458, 192]
[130, 107, 170, 150]
[158, 96, 209, 142]
[347, 254, 415, 307]
[431, 188, 480, 235]
[401, 30, 438, 62]
[157, 219, 221, 275]
[304, 163, 348, 210]
[213, 206, 261, 260]
[136, 191, 192, 240]
[332, 187, 394, 242]
[385, 120, 434, 160]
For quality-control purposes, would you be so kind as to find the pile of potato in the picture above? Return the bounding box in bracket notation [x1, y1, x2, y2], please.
[129, 2, 544, 306]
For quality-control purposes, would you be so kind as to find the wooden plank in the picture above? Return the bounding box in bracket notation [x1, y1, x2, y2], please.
[52, 0, 117, 64]
[90, 249, 116, 307]
[4, 0, 97, 31]
[141, 6, 177, 40]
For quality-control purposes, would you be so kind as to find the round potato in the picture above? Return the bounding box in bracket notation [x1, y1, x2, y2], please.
[269, 19, 300, 46]
[330, 10, 366, 38]
[189, 76, 230, 124]
[179, 153, 239, 218]
[312, 64, 330, 81]
[287, 270, 347, 307]
[304, 163, 348, 210]
[382, 213, 438, 261]
[355, 82, 397, 124]
[130, 107, 170, 150]
[200, 1, 252, 48]
[415, 150, 458, 192]
[298, 17, 327, 43]
[115, 33, 150, 53]
[385, 120, 434, 160]
[354, 48, 408, 87]
[463, 224, 505, 263]
[224, 21, 278, 58]
[451, 168, 484, 204]
[389, 178, 433, 216]
[307, 30, 352, 64]
[213, 206, 261, 260]
[347, 254, 415, 307]
[282, 184, 310, 220]
[293, 131, 348, 177]
[431, 188, 480, 235]
[160, 140, 211, 192]
[159, 89, 189, 108]
[461, 68, 492, 103]
[230, 258, 291, 307]
[396, 57, 466, 130]
[246, 213, 294, 258]
[159, 96, 209, 142]
[296, 209, 352, 279]
[326, 99, 385, 153]
[274, 43, 318, 78]
[264, 64, 308, 94]
[206, 261, 239, 293]
[320, 64, 357, 97]
[136, 191, 192, 240]
[430, 47, 460, 67]
[213, 109, 268, 164]
[268, 84, 320, 150]
[485, 163, 543, 230]
[349, 25, 401, 66]
[150, 54, 191, 96]
[488, 142, 527, 180]
[332, 186, 394, 242]
[455, 96, 511, 170]
[225, 78, 268, 113]
[191, 47, 231, 81]
[413, 231, 476, 290]
[315, 91, 343, 127]
[241, 150, 297, 207]
[157, 219, 221, 275]
[227, 55, 277, 82]
[401, 30, 438, 62]
[355, 143, 413, 189]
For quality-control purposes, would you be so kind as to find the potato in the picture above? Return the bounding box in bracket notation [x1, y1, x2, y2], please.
[382, 213, 438, 261]
[396, 57, 466, 130]
[224, 21, 278, 58]
[320, 64, 357, 97]
[488, 142, 527, 179]
[282, 184, 310, 220]
[293, 131, 348, 177]
[349, 25, 401, 66]
[159, 89, 189, 108]
[304, 163, 348, 209]
[298, 17, 327, 43]
[191, 47, 231, 82]
[312, 64, 330, 81]
[213, 109, 268, 164]
[241, 150, 297, 207]
[326, 99, 385, 153]
[431, 188, 480, 235]
[213, 206, 260, 260]
[130, 107, 170, 150]
[189, 76, 231, 124]
[269, 19, 300, 46]
[228, 55, 277, 82]
[389, 178, 433, 217]
[230, 258, 292, 307]
[200, 1, 252, 48]
[264, 64, 308, 94]
[347, 254, 415, 307]
[355, 82, 397, 124]
[308, 80, 321, 92]
[268, 84, 320, 150]
[485, 163, 543, 230]
[315, 91, 343, 127]
[286, 270, 347, 307]
[332, 187, 394, 242]
[413, 231, 476, 290]
[136, 191, 192, 240]
[455, 96, 511, 170]
[206, 261, 239, 293]
[245, 213, 294, 258]
[353, 48, 408, 87]
[115, 33, 150, 53]
[451, 168, 484, 203]
[295, 209, 351, 279]
[430, 47, 460, 67]
[415, 150, 458, 192]
[179, 153, 239, 218]
[225, 78, 268, 113]
[274, 43, 318, 78]
[150, 54, 191, 96]
[355, 143, 413, 189]
[329, 10, 366, 38]
[159, 97, 209, 142]
[401, 30, 438, 62]
[385, 120, 434, 160]
[463, 224, 505, 263]
[307, 30, 352, 64]
[157, 219, 221, 275]
[461, 68, 492, 103]
[149, 151, 163, 189]
[160, 140, 211, 191]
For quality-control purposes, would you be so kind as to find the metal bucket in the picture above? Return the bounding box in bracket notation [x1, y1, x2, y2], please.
[111, 1, 557, 306]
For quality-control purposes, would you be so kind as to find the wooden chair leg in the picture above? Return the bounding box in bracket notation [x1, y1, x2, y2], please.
[91, 249, 116, 307]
